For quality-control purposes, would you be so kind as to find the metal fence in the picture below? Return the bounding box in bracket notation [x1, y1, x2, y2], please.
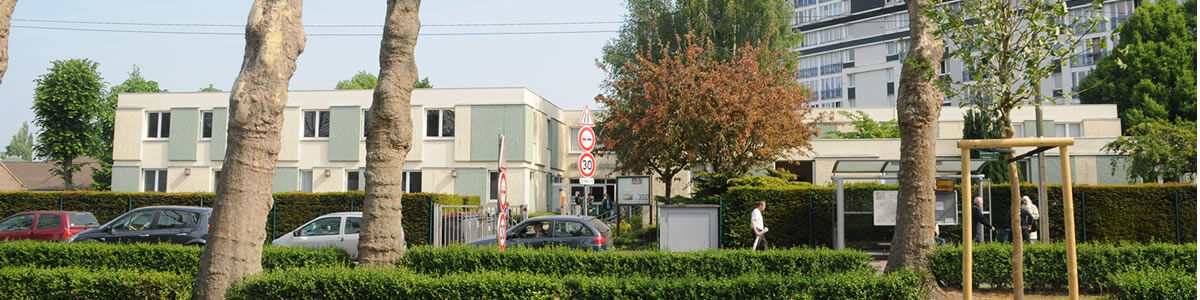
[431, 204, 527, 248]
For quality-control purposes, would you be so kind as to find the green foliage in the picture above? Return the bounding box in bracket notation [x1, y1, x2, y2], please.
[230, 267, 924, 300]
[962, 106, 1013, 183]
[335, 70, 432, 89]
[1108, 268, 1197, 300]
[198, 84, 222, 92]
[91, 66, 164, 191]
[613, 223, 657, 250]
[0, 241, 351, 274]
[0, 191, 478, 244]
[33, 59, 106, 190]
[828, 111, 900, 139]
[0, 267, 192, 299]
[931, 243, 1196, 291]
[1080, 0, 1196, 130]
[1103, 121, 1197, 182]
[722, 184, 1197, 248]
[402, 244, 873, 278]
[4, 122, 34, 161]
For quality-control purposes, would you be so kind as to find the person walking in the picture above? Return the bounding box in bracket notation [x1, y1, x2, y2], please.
[559, 188, 568, 216]
[1022, 195, 1040, 241]
[1020, 197, 1037, 243]
[751, 201, 769, 250]
[973, 197, 994, 242]
[573, 193, 584, 215]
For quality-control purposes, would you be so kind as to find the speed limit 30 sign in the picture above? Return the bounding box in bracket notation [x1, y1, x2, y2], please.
[578, 152, 596, 178]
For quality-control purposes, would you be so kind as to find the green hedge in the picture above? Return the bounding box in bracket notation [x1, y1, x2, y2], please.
[930, 243, 1196, 291]
[230, 267, 925, 300]
[0, 191, 479, 244]
[1108, 269, 1197, 300]
[0, 241, 351, 274]
[722, 183, 1197, 249]
[0, 267, 191, 299]
[401, 245, 873, 278]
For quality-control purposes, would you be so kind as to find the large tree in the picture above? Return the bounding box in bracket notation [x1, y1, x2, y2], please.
[32, 59, 105, 190]
[335, 70, 431, 89]
[199, 84, 222, 92]
[193, 0, 306, 298]
[929, 0, 1105, 296]
[92, 66, 164, 190]
[358, 0, 421, 266]
[882, 1, 945, 298]
[1102, 121, 1196, 182]
[1080, 0, 1195, 130]
[5, 121, 33, 161]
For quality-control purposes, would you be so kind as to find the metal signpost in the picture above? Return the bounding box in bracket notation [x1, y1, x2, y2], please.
[497, 135, 508, 250]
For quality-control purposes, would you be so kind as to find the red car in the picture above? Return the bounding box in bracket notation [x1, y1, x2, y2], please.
[0, 211, 100, 242]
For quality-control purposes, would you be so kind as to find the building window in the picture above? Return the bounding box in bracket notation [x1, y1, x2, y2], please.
[489, 171, 500, 200]
[426, 109, 455, 138]
[885, 12, 910, 30]
[1070, 70, 1092, 93]
[300, 170, 313, 192]
[1055, 123, 1082, 137]
[144, 169, 167, 192]
[347, 171, 360, 191]
[402, 171, 422, 193]
[887, 39, 909, 60]
[147, 112, 171, 138]
[303, 110, 330, 138]
[201, 111, 213, 139]
[569, 127, 583, 152]
[1012, 124, 1025, 138]
[820, 77, 843, 100]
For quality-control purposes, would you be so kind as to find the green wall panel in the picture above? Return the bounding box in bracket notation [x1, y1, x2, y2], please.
[168, 108, 199, 161]
[273, 167, 299, 192]
[454, 168, 488, 200]
[210, 108, 228, 161]
[111, 166, 141, 192]
[548, 119, 561, 169]
[470, 105, 526, 162]
[1029, 156, 1076, 185]
[1096, 156, 1136, 185]
[328, 106, 362, 161]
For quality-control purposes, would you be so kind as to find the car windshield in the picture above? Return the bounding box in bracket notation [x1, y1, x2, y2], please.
[69, 213, 99, 227]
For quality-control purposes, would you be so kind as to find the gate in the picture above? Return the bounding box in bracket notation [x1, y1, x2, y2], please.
[432, 204, 527, 247]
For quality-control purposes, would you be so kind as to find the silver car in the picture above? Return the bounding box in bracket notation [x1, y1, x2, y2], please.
[468, 215, 612, 251]
[272, 212, 405, 258]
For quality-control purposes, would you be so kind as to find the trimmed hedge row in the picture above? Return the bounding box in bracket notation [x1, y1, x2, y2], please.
[401, 245, 873, 278]
[0, 267, 191, 299]
[723, 183, 1197, 248]
[0, 191, 479, 244]
[0, 241, 351, 274]
[1108, 269, 1197, 300]
[930, 243, 1196, 291]
[230, 267, 925, 300]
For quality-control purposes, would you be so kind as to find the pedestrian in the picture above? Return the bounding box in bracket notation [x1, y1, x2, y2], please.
[573, 193, 584, 215]
[602, 193, 612, 211]
[934, 223, 946, 245]
[751, 201, 769, 250]
[1020, 197, 1036, 243]
[1022, 195, 1040, 240]
[973, 197, 994, 242]
[559, 188, 568, 216]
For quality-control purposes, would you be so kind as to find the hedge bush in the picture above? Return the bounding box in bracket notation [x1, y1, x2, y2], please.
[1108, 268, 1197, 300]
[722, 183, 1196, 248]
[401, 245, 873, 278]
[230, 267, 925, 300]
[930, 243, 1196, 291]
[0, 267, 191, 299]
[0, 191, 479, 244]
[0, 241, 351, 274]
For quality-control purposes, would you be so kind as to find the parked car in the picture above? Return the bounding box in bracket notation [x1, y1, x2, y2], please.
[0, 211, 99, 242]
[71, 206, 211, 246]
[271, 212, 405, 258]
[468, 215, 612, 251]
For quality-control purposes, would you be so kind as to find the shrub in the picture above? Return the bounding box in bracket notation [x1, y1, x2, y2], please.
[0, 191, 479, 244]
[1108, 268, 1197, 300]
[930, 243, 1196, 291]
[230, 267, 925, 300]
[401, 245, 872, 278]
[0, 241, 351, 274]
[0, 267, 191, 299]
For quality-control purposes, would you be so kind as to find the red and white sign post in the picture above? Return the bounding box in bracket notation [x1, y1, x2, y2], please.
[496, 135, 508, 250]
[577, 106, 596, 186]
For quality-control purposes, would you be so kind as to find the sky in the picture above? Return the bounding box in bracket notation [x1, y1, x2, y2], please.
[0, 0, 627, 150]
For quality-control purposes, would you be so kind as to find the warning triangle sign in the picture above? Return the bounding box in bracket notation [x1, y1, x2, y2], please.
[579, 105, 595, 126]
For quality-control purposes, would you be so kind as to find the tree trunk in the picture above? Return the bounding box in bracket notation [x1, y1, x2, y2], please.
[358, 0, 420, 266]
[885, 0, 944, 298]
[0, 0, 14, 85]
[61, 158, 73, 191]
[1008, 143, 1025, 298]
[193, 1, 305, 298]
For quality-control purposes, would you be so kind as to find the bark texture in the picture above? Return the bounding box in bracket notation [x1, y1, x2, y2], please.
[885, 0, 944, 298]
[358, 0, 420, 266]
[1008, 142, 1026, 298]
[193, 1, 305, 298]
[0, 0, 14, 85]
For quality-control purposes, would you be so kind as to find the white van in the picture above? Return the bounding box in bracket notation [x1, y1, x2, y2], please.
[271, 212, 405, 258]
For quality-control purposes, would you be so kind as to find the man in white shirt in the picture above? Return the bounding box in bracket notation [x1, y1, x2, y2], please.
[751, 201, 768, 250]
